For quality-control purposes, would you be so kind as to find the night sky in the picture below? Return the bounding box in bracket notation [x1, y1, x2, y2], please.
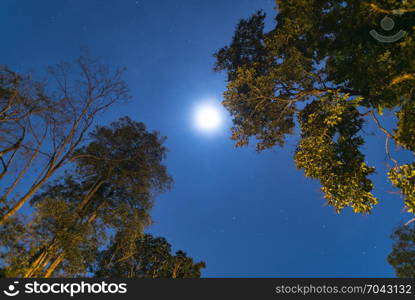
[1, 0, 411, 277]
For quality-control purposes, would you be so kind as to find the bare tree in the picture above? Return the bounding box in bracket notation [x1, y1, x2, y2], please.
[0, 56, 130, 225]
[0, 66, 49, 181]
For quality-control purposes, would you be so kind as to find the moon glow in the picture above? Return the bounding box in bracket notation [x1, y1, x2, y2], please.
[194, 103, 223, 133]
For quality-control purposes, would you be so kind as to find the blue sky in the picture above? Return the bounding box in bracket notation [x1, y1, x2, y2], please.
[1, 0, 411, 277]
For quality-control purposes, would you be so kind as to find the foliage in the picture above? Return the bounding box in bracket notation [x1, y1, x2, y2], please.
[94, 233, 205, 278]
[295, 93, 376, 213]
[388, 223, 415, 278]
[389, 163, 415, 213]
[395, 102, 415, 152]
[2, 117, 173, 277]
[214, 0, 415, 213]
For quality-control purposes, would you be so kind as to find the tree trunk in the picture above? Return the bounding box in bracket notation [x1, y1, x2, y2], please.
[24, 242, 58, 278]
[0, 173, 51, 225]
[43, 253, 64, 278]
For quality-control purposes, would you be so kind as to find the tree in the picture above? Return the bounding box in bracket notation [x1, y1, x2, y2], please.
[94, 233, 205, 278]
[0, 56, 130, 225]
[388, 223, 415, 278]
[0, 66, 49, 189]
[2, 117, 172, 277]
[214, 0, 415, 214]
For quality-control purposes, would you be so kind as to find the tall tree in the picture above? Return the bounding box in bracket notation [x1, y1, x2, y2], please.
[94, 233, 205, 278]
[214, 0, 415, 214]
[2, 117, 172, 277]
[0, 56, 130, 224]
[388, 223, 415, 278]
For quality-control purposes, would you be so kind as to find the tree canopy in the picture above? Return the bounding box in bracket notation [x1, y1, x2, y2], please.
[94, 233, 205, 278]
[1, 117, 173, 278]
[214, 0, 415, 214]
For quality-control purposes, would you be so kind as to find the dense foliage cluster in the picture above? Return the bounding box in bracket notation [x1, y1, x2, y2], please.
[388, 223, 415, 277]
[215, 0, 415, 213]
[95, 234, 205, 278]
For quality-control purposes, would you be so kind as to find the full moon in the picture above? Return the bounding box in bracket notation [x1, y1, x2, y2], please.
[194, 103, 222, 132]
